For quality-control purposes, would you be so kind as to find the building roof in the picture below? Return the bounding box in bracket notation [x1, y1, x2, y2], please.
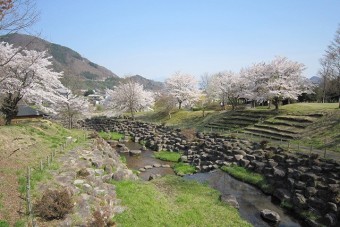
[16, 105, 46, 117]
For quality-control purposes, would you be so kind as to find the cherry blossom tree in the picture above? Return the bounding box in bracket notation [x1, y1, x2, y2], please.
[54, 89, 89, 129]
[266, 56, 310, 110]
[0, 42, 67, 124]
[165, 72, 201, 109]
[105, 80, 154, 119]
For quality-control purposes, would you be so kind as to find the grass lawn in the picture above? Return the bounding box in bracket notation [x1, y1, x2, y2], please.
[173, 162, 196, 175]
[153, 150, 182, 162]
[112, 176, 251, 227]
[98, 131, 124, 140]
[221, 165, 272, 194]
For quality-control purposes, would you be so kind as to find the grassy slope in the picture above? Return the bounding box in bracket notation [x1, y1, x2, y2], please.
[113, 176, 251, 227]
[0, 120, 87, 225]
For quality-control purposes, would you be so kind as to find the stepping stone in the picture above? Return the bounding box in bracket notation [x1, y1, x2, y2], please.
[129, 150, 142, 155]
[153, 163, 161, 168]
[161, 164, 171, 168]
[144, 165, 153, 169]
[139, 168, 146, 172]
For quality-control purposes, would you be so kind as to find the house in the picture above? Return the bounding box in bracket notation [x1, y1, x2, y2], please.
[15, 105, 47, 119]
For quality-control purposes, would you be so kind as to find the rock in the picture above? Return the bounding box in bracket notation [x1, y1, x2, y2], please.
[220, 194, 239, 209]
[292, 193, 307, 209]
[324, 213, 337, 226]
[260, 209, 281, 223]
[161, 164, 171, 168]
[94, 169, 105, 176]
[139, 168, 146, 172]
[144, 165, 153, 169]
[239, 159, 250, 167]
[112, 169, 137, 181]
[74, 179, 85, 185]
[180, 155, 188, 162]
[129, 150, 142, 156]
[273, 188, 291, 202]
[234, 154, 243, 161]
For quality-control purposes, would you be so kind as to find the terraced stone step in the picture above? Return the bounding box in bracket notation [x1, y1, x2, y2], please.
[263, 120, 307, 129]
[244, 127, 296, 140]
[242, 131, 289, 141]
[223, 116, 262, 122]
[275, 116, 315, 123]
[253, 124, 301, 135]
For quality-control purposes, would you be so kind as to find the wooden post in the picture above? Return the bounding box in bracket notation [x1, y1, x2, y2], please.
[40, 160, 43, 171]
[26, 167, 31, 215]
[47, 156, 50, 166]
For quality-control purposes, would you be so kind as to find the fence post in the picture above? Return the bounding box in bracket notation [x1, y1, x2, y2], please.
[26, 166, 35, 226]
[297, 142, 300, 151]
[40, 160, 43, 171]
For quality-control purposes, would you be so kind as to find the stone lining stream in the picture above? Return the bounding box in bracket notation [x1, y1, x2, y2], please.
[121, 141, 301, 227]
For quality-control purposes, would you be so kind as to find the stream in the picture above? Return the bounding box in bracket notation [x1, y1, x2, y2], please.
[121, 142, 301, 227]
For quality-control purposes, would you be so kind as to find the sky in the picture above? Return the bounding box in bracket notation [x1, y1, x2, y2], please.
[31, 0, 340, 82]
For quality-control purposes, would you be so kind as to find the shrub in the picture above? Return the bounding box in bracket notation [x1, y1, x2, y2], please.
[34, 189, 73, 220]
[91, 209, 116, 227]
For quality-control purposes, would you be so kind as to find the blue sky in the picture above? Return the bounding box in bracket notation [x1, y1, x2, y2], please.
[32, 0, 340, 81]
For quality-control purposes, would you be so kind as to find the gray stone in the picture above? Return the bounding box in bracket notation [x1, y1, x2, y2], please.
[139, 168, 146, 172]
[153, 163, 161, 168]
[260, 209, 281, 223]
[324, 213, 337, 226]
[220, 194, 239, 209]
[129, 150, 142, 156]
[161, 164, 171, 168]
[239, 159, 250, 167]
[144, 165, 153, 169]
[74, 179, 85, 185]
[234, 154, 243, 161]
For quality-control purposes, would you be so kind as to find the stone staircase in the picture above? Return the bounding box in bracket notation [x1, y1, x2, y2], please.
[243, 114, 324, 141]
[204, 110, 276, 131]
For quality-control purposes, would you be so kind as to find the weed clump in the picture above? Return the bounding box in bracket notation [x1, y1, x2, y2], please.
[35, 188, 73, 220]
[91, 210, 116, 227]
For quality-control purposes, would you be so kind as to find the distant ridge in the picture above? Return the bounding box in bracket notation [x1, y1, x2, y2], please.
[0, 33, 163, 92]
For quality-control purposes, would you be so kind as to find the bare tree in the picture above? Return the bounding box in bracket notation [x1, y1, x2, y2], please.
[0, 0, 39, 35]
[320, 25, 340, 107]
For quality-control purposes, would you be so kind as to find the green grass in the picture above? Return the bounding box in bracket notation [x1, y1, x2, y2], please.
[221, 165, 272, 193]
[98, 131, 124, 140]
[173, 162, 196, 175]
[112, 175, 251, 227]
[153, 151, 181, 162]
[0, 220, 9, 227]
[279, 103, 338, 114]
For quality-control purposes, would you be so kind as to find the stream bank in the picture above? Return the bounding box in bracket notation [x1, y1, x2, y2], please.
[81, 117, 340, 227]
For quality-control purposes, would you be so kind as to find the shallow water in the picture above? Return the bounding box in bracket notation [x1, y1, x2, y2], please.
[122, 142, 300, 226]
[184, 170, 301, 227]
[121, 142, 175, 180]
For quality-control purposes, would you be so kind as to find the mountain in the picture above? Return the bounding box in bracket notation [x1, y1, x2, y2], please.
[310, 76, 322, 85]
[129, 75, 164, 91]
[0, 33, 163, 92]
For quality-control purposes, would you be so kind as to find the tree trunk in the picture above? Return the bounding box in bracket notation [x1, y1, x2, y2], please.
[273, 97, 279, 111]
[1, 93, 21, 125]
[178, 101, 182, 109]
